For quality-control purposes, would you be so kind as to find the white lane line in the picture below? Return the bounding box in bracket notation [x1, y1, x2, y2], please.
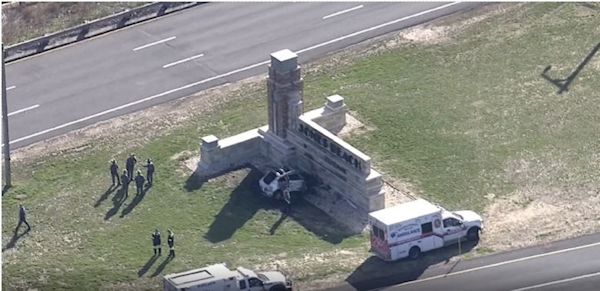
[389, 241, 600, 289]
[11, 2, 462, 145]
[132, 36, 176, 51]
[512, 271, 600, 291]
[162, 53, 205, 69]
[10, 60, 270, 145]
[323, 5, 364, 20]
[7, 85, 16, 90]
[8, 104, 40, 117]
[299, 2, 461, 54]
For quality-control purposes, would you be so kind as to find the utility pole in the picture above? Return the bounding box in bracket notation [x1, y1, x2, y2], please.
[1, 44, 11, 193]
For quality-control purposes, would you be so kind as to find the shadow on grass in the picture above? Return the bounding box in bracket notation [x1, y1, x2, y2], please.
[204, 167, 355, 244]
[138, 254, 159, 277]
[184, 170, 207, 192]
[2, 228, 30, 252]
[105, 187, 126, 220]
[94, 185, 118, 208]
[151, 255, 174, 277]
[541, 42, 600, 94]
[120, 184, 151, 218]
[346, 240, 478, 290]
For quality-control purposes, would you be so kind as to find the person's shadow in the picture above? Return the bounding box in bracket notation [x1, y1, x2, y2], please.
[151, 255, 174, 277]
[120, 184, 151, 218]
[269, 208, 289, 235]
[138, 254, 160, 277]
[105, 187, 127, 220]
[2, 228, 30, 252]
[94, 185, 118, 208]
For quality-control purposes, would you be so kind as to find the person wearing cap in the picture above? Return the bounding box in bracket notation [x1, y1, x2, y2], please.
[152, 229, 162, 256]
[120, 170, 130, 199]
[110, 160, 120, 186]
[125, 154, 137, 181]
[134, 170, 145, 195]
[167, 229, 175, 257]
[16, 204, 31, 232]
[142, 158, 155, 186]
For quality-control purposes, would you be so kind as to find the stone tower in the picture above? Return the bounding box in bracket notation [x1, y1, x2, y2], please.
[267, 49, 304, 138]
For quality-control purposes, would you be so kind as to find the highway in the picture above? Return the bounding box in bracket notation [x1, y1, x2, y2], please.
[328, 233, 600, 291]
[4, 2, 481, 149]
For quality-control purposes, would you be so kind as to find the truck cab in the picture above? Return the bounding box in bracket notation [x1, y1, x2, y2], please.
[236, 267, 292, 291]
[258, 168, 306, 199]
[440, 209, 483, 243]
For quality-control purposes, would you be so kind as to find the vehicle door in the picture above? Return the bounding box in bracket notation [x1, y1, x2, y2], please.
[442, 217, 464, 244]
[247, 277, 266, 291]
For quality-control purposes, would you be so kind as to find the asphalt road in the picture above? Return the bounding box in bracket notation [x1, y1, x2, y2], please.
[327, 233, 600, 291]
[4, 2, 481, 149]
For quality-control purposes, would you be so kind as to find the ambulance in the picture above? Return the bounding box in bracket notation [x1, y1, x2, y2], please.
[368, 199, 483, 261]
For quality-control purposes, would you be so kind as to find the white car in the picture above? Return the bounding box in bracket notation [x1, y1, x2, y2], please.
[258, 168, 306, 201]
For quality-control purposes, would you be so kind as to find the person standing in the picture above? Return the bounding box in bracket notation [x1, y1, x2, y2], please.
[134, 170, 145, 196]
[16, 204, 31, 232]
[167, 229, 175, 257]
[125, 154, 137, 181]
[143, 158, 155, 186]
[120, 170, 130, 199]
[152, 229, 162, 256]
[110, 160, 120, 186]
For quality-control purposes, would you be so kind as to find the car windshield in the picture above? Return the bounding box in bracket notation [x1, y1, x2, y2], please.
[453, 212, 464, 220]
[257, 273, 269, 281]
[263, 171, 277, 184]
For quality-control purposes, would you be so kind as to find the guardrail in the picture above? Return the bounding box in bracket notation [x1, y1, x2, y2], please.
[4, 2, 203, 63]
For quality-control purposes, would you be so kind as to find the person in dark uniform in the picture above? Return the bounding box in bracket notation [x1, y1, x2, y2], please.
[167, 229, 175, 257]
[125, 154, 137, 181]
[120, 170, 130, 199]
[143, 159, 155, 186]
[134, 170, 145, 195]
[152, 229, 162, 256]
[110, 160, 120, 186]
[16, 204, 31, 232]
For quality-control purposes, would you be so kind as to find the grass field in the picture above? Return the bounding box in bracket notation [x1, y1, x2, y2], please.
[2, 2, 147, 45]
[3, 2, 600, 290]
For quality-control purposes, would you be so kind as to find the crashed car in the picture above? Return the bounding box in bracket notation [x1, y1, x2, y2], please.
[258, 168, 306, 201]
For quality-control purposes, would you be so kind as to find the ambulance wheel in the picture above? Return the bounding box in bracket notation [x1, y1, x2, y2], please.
[408, 246, 421, 260]
[467, 227, 480, 241]
[269, 285, 286, 291]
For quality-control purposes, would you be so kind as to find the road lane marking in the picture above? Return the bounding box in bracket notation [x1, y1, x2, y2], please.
[323, 5, 364, 19]
[388, 241, 600, 289]
[10, 2, 462, 145]
[9, 60, 270, 145]
[6, 85, 16, 90]
[299, 2, 461, 54]
[132, 36, 176, 51]
[162, 53, 204, 68]
[8, 104, 40, 117]
[512, 271, 600, 291]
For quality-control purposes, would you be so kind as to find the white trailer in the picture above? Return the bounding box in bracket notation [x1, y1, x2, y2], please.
[163, 263, 292, 291]
[368, 199, 483, 261]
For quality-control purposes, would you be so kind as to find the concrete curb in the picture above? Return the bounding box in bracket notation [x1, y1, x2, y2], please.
[4, 2, 205, 63]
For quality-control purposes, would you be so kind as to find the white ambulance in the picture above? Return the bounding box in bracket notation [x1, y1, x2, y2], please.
[368, 199, 483, 261]
[163, 263, 292, 291]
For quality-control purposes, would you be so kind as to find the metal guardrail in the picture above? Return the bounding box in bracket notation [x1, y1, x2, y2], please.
[3, 2, 203, 63]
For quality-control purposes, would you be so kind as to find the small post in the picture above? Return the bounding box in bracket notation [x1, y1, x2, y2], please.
[1, 44, 11, 193]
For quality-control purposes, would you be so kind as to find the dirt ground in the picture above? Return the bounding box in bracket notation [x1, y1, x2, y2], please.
[9, 2, 600, 289]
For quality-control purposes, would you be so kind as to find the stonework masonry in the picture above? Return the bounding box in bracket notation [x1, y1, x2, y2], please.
[198, 49, 386, 231]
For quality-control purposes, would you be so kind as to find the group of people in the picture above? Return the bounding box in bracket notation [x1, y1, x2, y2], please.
[109, 154, 155, 197]
[152, 229, 175, 257]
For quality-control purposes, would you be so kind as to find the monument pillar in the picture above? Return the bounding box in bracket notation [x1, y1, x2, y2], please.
[267, 49, 304, 138]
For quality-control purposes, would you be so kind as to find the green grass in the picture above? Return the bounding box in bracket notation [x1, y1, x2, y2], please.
[3, 2, 600, 289]
[2, 2, 148, 45]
